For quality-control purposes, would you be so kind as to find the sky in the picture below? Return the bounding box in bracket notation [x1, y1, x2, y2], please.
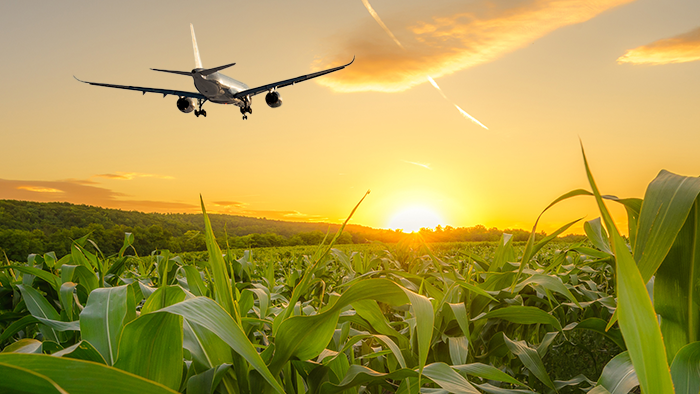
[1, 0, 699, 234]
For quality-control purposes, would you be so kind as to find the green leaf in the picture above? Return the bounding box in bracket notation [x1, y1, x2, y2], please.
[595, 351, 638, 394]
[634, 170, 700, 282]
[474, 306, 562, 331]
[0, 266, 60, 291]
[453, 363, 527, 387]
[141, 285, 189, 314]
[17, 285, 61, 343]
[422, 362, 480, 394]
[513, 273, 580, 307]
[52, 341, 107, 364]
[114, 312, 183, 391]
[655, 201, 700, 362]
[0, 315, 39, 344]
[0, 353, 179, 394]
[503, 334, 556, 391]
[59, 282, 78, 321]
[319, 364, 418, 394]
[670, 341, 700, 394]
[0, 361, 68, 394]
[183, 265, 207, 297]
[186, 364, 232, 394]
[490, 233, 514, 272]
[474, 382, 537, 394]
[448, 337, 469, 365]
[183, 319, 233, 371]
[584, 218, 612, 255]
[581, 143, 674, 394]
[200, 197, 235, 318]
[2, 338, 43, 354]
[79, 285, 136, 365]
[61, 265, 99, 294]
[269, 278, 432, 377]
[154, 297, 284, 394]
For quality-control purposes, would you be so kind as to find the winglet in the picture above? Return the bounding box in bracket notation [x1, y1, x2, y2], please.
[190, 23, 203, 69]
[73, 75, 87, 83]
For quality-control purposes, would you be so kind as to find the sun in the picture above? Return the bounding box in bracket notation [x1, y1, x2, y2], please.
[388, 206, 444, 233]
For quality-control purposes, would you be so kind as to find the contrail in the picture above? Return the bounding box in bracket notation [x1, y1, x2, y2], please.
[428, 76, 489, 130]
[361, 0, 404, 49]
[361, 0, 488, 130]
[403, 160, 432, 170]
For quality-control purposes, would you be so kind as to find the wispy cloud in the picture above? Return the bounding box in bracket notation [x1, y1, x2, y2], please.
[316, 0, 635, 92]
[212, 201, 246, 208]
[94, 172, 175, 180]
[618, 26, 700, 65]
[16, 186, 64, 193]
[2, 178, 195, 213]
[403, 160, 432, 170]
[2, 179, 331, 222]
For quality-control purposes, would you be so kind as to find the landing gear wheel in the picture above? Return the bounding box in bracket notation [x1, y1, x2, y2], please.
[201, 110, 207, 117]
[194, 110, 200, 117]
[242, 115, 248, 120]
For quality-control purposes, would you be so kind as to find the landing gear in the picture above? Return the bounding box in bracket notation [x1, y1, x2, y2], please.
[240, 105, 252, 120]
[194, 98, 207, 118]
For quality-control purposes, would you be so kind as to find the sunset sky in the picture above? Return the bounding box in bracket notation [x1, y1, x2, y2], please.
[1, 0, 699, 234]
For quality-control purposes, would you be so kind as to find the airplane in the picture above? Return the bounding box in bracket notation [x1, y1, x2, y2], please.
[75, 24, 354, 120]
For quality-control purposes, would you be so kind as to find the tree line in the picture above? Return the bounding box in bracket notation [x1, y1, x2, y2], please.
[0, 200, 559, 261]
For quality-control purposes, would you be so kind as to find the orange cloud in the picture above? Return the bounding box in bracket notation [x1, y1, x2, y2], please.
[16, 186, 64, 193]
[2, 179, 195, 213]
[94, 172, 175, 180]
[617, 26, 700, 65]
[1, 178, 327, 222]
[315, 0, 635, 92]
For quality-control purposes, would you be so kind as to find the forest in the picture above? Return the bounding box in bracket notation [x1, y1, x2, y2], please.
[0, 200, 551, 261]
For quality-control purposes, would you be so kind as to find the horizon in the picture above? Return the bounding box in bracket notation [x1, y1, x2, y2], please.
[1, 0, 699, 236]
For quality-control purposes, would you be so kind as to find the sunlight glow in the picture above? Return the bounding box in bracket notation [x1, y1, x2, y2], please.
[388, 206, 444, 233]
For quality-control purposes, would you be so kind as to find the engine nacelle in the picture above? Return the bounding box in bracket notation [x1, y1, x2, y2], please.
[265, 91, 283, 108]
[176, 97, 196, 113]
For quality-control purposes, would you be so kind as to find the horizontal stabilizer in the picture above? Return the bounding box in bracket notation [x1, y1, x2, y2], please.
[150, 62, 236, 77]
[200, 62, 236, 76]
[150, 68, 192, 76]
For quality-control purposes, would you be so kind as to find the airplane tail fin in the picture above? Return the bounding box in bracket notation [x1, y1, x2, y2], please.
[190, 23, 203, 69]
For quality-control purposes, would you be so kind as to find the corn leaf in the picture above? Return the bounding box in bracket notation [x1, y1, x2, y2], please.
[581, 143, 674, 394]
[17, 284, 61, 343]
[114, 312, 183, 391]
[79, 285, 136, 365]
[503, 334, 556, 391]
[0, 361, 67, 394]
[654, 201, 700, 363]
[0, 353, 179, 394]
[52, 341, 106, 364]
[670, 341, 700, 394]
[474, 305, 562, 331]
[595, 351, 638, 394]
[634, 171, 700, 282]
[153, 296, 284, 394]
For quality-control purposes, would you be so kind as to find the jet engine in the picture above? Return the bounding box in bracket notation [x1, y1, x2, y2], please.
[176, 97, 196, 113]
[265, 91, 283, 108]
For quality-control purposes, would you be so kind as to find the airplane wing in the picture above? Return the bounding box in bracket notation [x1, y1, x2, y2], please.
[74, 76, 207, 100]
[232, 57, 354, 99]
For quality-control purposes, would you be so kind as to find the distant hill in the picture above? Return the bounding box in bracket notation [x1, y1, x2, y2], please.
[0, 199, 554, 261]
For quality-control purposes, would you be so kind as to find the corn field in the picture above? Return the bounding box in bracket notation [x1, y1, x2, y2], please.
[1, 146, 700, 394]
